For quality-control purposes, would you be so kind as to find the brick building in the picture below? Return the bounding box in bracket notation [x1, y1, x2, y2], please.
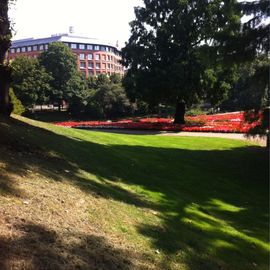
[8, 32, 124, 77]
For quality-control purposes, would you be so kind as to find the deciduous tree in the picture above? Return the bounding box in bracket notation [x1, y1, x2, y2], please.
[11, 56, 52, 108]
[39, 42, 78, 110]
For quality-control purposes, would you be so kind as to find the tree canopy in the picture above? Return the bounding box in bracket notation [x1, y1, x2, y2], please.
[234, 0, 269, 62]
[11, 56, 52, 108]
[39, 42, 79, 107]
[122, 0, 243, 123]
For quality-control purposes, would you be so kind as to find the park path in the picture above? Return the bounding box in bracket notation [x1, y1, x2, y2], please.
[160, 131, 267, 146]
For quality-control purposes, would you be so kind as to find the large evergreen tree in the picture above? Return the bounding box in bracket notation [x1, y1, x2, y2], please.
[235, 0, 269, 62]
[122, 0, 241, 123]
[229, 1, 269, 110]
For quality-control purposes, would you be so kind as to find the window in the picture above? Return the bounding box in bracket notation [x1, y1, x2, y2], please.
[102, 63, 106, 69]
[39, 45, 44, 51]
[87, 53, 93, 60]
[71, 43, 77, 49]
[106, 47, 109, 52]
[16, 48, 21, 53]
[101, 46, 106, 51]
[94, 45, 100, 51]
[80, 62, 86, 69]
[27, 46, 32, 52]
[33, 45, 38, 51]
[87, 44, 93, 50]
[102, 55, 106, 61]
[79, 44, 85, 50]
[79, 54, 85, 60]
[96, 63, 100, 69]
[95, 54, 100, 61]
[45, 44, 48, 50]
[88, 62, 93, 69]
[21, 47, 26, 52]
[10, 48, 15, 53]
[107, 63, 110, 69]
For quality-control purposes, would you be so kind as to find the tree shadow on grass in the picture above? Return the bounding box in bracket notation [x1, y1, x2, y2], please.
[0, 221, 136, 270]
[0, 117, 269, 269]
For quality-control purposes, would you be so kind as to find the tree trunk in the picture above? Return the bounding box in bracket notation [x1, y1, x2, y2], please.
[174, 101, 185, 124]
[0, 65, 12, 116]
[0, 0, 12, 117]
[58, 100, 61, 111]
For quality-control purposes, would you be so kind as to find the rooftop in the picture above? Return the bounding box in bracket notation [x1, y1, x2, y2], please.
[11, 33, 118, 49]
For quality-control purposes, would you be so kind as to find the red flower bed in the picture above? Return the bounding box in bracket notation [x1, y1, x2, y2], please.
[54, 112, 262, 133]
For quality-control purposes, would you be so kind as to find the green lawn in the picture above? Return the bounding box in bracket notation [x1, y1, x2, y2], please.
[0, 115, 269, 270]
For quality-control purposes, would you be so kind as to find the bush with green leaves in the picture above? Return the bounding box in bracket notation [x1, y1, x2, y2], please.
[9, 88, 25, 115]
[85, 82, 133, 119]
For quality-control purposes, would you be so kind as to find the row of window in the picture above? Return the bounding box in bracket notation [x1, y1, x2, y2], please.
[79, 53, 117, 62]
[10, 43, 120, 55]
[69, 43, 112, 52]
[10, 44, 49, 53]
[82, 70, 116, 76]
[80, 61, 123, 71]
[80, 71, 124, 79]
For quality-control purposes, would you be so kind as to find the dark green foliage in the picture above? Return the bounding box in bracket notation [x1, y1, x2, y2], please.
[9, 88, 25, 115]
[85, 75, 133, 119]
[233, 0, 269, 62]
[218, 1, 269, 117]
[110, 73, 122, 84]
[67, 73, 90, 115]
[39, 42, 78, 105]
[203, 65, 239, 107]
[96, 73, 110, 86]
[221, 56, 269, 111]
[11, 56, 52, 108]
[122, 0, 241, 122]
[67, 74, 133, 119]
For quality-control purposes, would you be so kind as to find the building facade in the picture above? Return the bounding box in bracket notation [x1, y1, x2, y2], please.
[8, 33, 124, 77]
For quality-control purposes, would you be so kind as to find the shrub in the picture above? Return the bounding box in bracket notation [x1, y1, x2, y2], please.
[9, 88, 25, 115]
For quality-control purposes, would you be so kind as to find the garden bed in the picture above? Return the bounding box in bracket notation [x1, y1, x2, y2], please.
[54, 112, 262, 133]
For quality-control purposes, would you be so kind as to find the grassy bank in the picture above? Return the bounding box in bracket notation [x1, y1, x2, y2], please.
[0, 115, 269, 270]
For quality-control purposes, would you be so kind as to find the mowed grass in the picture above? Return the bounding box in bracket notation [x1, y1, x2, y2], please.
[0, 115, 269, 270]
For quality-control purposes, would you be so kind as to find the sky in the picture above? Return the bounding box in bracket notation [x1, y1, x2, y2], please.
[8, 0, 143, 48]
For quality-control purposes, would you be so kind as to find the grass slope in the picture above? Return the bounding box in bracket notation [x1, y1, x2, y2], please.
[0, 115, 269, 270]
